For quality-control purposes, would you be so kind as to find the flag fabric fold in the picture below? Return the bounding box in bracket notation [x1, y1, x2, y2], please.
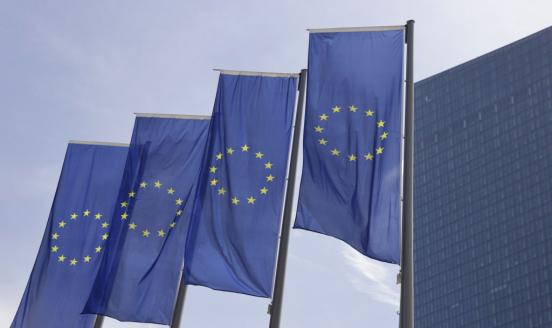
[294, 29, 404, 264]
[11, 142, 128, 328]
[83, 116, 210, 325]
[184, 73, 297, 297]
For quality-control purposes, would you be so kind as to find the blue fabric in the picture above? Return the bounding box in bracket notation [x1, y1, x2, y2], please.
[294, 30, 404, 264]
[184, 73, 296, 297]
[11, 143, 128, 328]
[83, 117, 209, 325]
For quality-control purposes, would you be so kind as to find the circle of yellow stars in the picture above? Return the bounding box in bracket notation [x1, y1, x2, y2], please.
[208, 144, 274, 206]
[51, 180, 184, 266]
[315, 105, 388, 162]
[123, 179, 182, 239]
[50, 209, 109, 267]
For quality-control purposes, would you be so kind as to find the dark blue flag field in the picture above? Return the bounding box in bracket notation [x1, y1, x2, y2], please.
[185, 72, 297, 297]
[295, 29, 404, 264]
[84, 115, 209, 325]
[11, 142, 128, 328]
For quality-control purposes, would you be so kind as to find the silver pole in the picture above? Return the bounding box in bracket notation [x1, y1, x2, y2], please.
[171, 275, 187, 327]
[93, 315, 104, 328]
[399, 19, 415, 328]
[268, 69, 307, 328]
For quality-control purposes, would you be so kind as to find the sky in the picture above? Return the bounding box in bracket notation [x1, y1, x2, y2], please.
[1, 1, 552, 327]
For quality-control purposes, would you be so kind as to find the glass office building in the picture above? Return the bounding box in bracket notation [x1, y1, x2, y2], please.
[414, 27, 552, 327]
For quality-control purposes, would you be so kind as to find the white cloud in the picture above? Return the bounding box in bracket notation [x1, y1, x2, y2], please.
[342, 246, 400, 308]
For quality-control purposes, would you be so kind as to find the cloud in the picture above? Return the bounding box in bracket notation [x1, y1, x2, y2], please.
[341, 246, 400, 308]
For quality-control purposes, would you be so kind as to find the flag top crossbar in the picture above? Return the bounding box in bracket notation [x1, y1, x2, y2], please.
[134, 113, 211, 120]
[214, 69, 300, 78]
[308, 25, 405, 33]
[68, 140, 128, 147]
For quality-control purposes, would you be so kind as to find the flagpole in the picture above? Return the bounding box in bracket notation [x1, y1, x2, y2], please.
[93, 315, 104, 328]
[268, 68, 307, 328]
[171, 274, 188, 327]
[399, 19, 415, 328]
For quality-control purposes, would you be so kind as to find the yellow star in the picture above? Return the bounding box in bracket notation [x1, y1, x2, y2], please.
[364, 153, 374, 160]
[377, 120, 385, 128]
[265, 162, 273, 169]
[83, 210, 90, 217]
[95, 213, 102, 220]
[158, 229, 166, 237]
[129, 191, 136, 198]
[101, 233, 108, 240]
[129, 222, 137, 230]
[169, 222, 176, 228]
[331, 149, 340, 156]
[121, 201, 128, 208]
[231, 197, 239, 205]
[121, 212, 128, 220]
[154, 180, 162, 188]
[140, 181, 148, 188]
[176, 209, 183, 216]
[260, 187, 268, 195]
[51, 245, 59, 252]
[167, 187, 175, 195]
[348, 154, 357, 161]
[376, 147, 384, 155]
[95, 246, 102, 253]
[319, 113, 329, 121]
[314, 125, 324, 133]
[58, 254, 66, 262]
[241, 144, 250, 152]
[209, 166, 217, 173]
[210, 178, 218, 186]
[380, 131, 389, 140]
[332, 106, 341, 113]
[227, 147, 235, 155]
[70, 258, 77, 266]
[70, 213, 78, 220]
[84, 256, 91, 263]
[365, 110, 374, 117]
[52, 232, 59, 240]
[318, 138, 328, 145]
[218, 187, 226, 195]
[266, 174, 275, 182]
[255, 152, 264, 159]
[349, 105, 358, 112]
[58, 221, 66, 228]
[176, 198, 183, 205]
[247, 196, 256, 204]
[142, 230, 150, 237]
[216, 152, 223, 160]
[101, 222, 109, 228]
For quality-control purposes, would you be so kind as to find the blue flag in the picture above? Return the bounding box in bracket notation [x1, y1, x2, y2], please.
[184, 72, 297, 297]
[83, 115, 210, 325]
[11, 142, 128, 328]
[294, 29, 404, 264]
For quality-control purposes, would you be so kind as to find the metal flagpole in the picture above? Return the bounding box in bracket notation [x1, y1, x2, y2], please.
[93, 315, 104, 328]
[399, 19, 415, 328]
[268, 68, 307, 328]
[171, 275, 188, 327]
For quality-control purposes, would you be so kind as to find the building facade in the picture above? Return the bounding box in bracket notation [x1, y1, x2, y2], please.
[414, 27, 552, 327]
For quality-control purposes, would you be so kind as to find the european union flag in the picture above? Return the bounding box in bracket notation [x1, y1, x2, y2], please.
[83, 114, 210, 325]
[11, 141, 128, 328]
[185, 72, 297, 297]
[295, 29, 404, 264]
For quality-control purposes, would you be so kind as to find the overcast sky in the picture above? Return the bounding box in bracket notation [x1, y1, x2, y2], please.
[2, 1, 552, 327]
